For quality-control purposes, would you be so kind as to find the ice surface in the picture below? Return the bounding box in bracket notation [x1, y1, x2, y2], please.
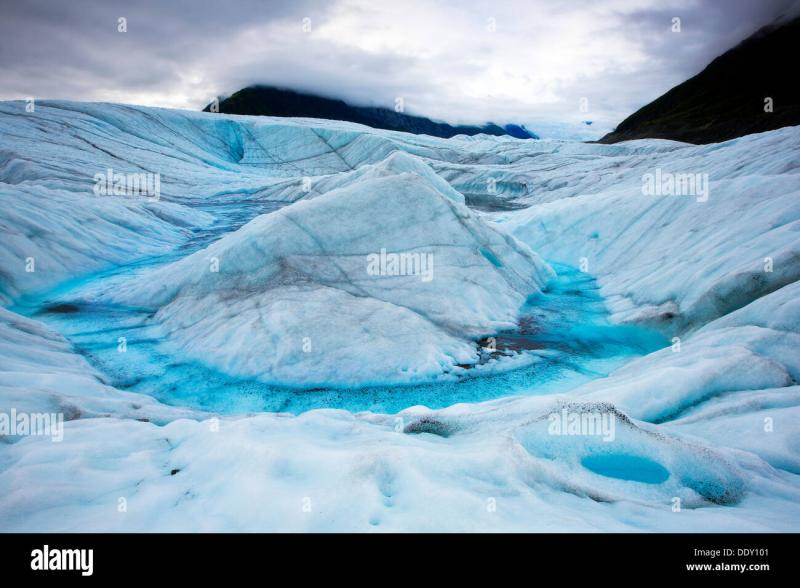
[503, 127, 800, 332]
[0, 100, 798, 531]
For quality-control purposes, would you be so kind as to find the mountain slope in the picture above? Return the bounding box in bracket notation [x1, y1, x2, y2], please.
[600, 16, 800, 144]
[205, 85, 538, 139]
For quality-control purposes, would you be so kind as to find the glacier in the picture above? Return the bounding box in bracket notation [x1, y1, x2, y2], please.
[0, 100, 799, 531]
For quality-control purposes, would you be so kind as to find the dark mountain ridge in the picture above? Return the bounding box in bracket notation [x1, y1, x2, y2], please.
[204, 85, 539, 139]
[599, 15, 800, 144]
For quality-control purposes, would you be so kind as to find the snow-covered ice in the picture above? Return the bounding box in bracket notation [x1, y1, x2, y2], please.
[0, 100, 798, 531]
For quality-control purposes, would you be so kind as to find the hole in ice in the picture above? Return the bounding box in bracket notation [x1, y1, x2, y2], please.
[681, 473, 745, 505]
[43, 303, 81, 314]
[403, 417, 455, 437]
[463, 193, 528, 212]
[581, 454, 670, 484]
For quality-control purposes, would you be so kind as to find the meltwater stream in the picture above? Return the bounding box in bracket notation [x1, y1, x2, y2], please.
[12, 200, 667, 415]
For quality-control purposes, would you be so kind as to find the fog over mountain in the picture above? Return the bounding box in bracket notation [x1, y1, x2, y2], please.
[206, 85, 540, 138]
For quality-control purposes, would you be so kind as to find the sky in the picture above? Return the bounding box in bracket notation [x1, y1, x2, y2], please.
[1, 0, 798, 138]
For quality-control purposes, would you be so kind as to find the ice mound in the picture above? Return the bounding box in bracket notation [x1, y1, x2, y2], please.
[104, 155, 553, 385]
[258, 150, 467, 205]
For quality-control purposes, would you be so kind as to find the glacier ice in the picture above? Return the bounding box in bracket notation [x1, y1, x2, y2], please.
[94, 152, 554, 386]
[0, 100, 799, 531]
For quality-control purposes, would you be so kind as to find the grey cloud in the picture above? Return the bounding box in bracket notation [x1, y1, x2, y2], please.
[1, 0, 797, 138]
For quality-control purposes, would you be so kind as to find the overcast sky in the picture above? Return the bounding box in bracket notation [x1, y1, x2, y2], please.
[1, 0, 798, 138]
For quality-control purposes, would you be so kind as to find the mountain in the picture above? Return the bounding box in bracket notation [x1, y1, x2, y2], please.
[204, 85, 539, 139]
[600, 15, 800, 144]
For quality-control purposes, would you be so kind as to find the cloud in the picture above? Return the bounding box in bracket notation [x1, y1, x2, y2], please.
[1, 0, 797, 138]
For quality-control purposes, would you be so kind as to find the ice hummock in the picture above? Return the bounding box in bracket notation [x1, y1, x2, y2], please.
[99, 152, 554, 386]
